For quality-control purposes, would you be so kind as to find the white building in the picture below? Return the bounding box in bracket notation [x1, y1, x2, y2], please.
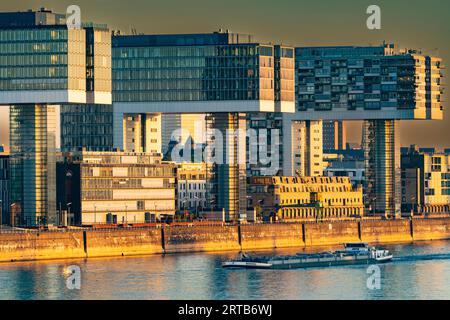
[291, 120, 323, 177]
[177, 163, 211, 214]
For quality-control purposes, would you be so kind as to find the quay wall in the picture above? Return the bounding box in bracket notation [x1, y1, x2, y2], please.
[240, 223, 304, 250]
[164, 225, 240, 253]
[85, 228, 163, 258]
[1, 218, 450, 263]
[304, 221, 360, 246]
[0, 231, 86, 262]
[360, 220, 413, 243]
[411, 218, 450, 241]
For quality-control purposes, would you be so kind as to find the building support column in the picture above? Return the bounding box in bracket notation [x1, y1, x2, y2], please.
[209, 113, 247, 222]
[10, 104, 57, 227]
[363, 119, 401, 218]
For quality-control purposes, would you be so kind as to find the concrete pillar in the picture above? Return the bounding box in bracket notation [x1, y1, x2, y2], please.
[112, 106, 124, 151]
[282, 113, 294, 176]
[210, 113, 247, 222]
[10, 104, 57, 226]
[363, 119, 401, 218]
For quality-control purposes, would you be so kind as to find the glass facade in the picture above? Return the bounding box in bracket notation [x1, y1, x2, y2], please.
[61, 104, 114, 152]
[0, 10, 112, 226]
[363, 119, 401, 217]
[86, 27, 112, 96]
[295, 45, 443, 120]
[112, 36, 276, 102]
[209, 113, 247, 221]
[246, 46, 295, 177]
[0, 154, 8, 225]
[10, 105, 57, 226]
[0, 27, 89, 94]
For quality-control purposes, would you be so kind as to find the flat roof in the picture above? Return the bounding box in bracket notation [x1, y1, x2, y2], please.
[112, 32, 255, 47]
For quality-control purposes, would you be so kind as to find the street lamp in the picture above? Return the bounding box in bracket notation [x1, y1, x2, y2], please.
[410, 196, 416, 218]
[10, 203, 16, 227]
[193, 196, 200, 220]
[209, 199, 215, 222]
[67, 202, 72, 226]
[181, 199, 188, 221]
[58, 202, 62, 226]
[370, 197, 377, 216]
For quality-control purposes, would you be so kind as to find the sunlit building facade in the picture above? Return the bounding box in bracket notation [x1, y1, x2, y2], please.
[323, 120, 346, 151]
[57, 151, 176, 225]
[176, 163, 211, 213]
[0, 149, 8, 226]
[123, 113, 162, 154]
[401, 145, 450, 215]
[0, 8, 112, 226]
[110, 32, 294, 222]
[283, 44, 444, 217]
[247, 45, 295, 177]
[248, 176, 364, 221]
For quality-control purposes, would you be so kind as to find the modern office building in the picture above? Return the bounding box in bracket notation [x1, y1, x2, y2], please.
[323, 120, 346, 151]
[0, 148, 9, 226]
[60, 104, 114, 152]
[61, 31, 295, 221]
[176, 162, 211, 214]
[246, 45, 295, 177]
[284, 43, 444, 218]
[0, 9, 112, 226]
[248, 176, 364, 221]
[56, 151, 176, 225]
[401, 145, 450, 215]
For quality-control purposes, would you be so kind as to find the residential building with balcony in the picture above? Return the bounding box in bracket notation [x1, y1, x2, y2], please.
[401, 145, 450, 215]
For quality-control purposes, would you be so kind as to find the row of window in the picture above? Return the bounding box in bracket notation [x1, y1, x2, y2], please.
[113, 79, 260, 91]
[0, 77, 68, 90]
[0, 66, 68, 79]
[114, 68, 260, 80]
[178, 183, 206, 190]
[113, 90, 259, 102]
[113, 57, 260, 69]
[0, 29, 68, 42]
[114, 45, 261, 59]
[279, 206, 362, 220]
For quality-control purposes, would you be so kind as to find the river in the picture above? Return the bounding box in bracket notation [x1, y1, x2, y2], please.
[0, 241, 449, 300]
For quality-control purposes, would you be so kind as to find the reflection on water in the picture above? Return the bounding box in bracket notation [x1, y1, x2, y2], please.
[0, 241, 449, 300]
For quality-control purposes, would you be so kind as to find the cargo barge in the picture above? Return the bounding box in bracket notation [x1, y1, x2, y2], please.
[222, 243, 393, 270]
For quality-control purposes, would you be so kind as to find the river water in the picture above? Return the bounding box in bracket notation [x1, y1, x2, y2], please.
[0, 241, 449, 300]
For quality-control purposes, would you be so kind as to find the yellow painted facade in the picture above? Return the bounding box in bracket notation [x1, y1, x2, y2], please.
[249, 176, 364, 221]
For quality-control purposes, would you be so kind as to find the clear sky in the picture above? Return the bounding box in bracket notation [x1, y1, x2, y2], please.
[1, 0, 449, 150]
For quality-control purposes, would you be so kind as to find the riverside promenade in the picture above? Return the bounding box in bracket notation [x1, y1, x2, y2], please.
[0, 217, 450, 263]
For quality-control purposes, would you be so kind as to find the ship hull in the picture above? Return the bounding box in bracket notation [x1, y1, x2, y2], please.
[223, 255, 393, 270]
